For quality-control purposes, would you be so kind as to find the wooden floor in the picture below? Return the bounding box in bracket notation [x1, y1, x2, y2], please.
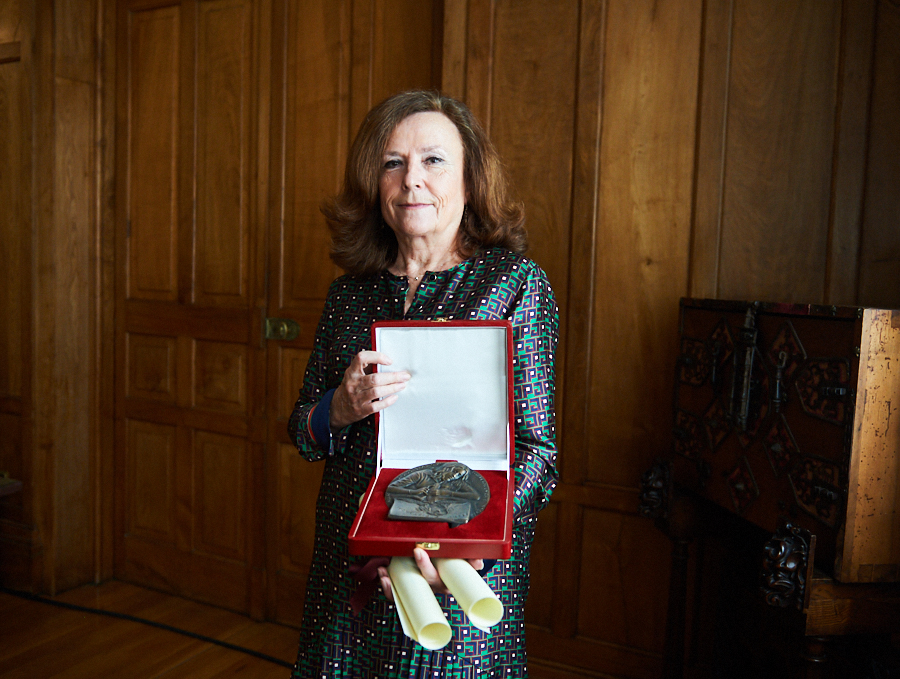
[0, 580, 299, 678]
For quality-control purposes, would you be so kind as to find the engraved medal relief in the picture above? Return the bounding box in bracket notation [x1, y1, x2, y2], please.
[385, 462, 490, 528]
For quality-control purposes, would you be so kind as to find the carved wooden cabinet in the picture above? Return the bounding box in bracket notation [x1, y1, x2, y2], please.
[671, 299, 900, 583]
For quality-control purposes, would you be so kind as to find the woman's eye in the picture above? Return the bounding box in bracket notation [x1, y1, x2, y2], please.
[383, 159, 401, 169]
[425, 156, 443, 165]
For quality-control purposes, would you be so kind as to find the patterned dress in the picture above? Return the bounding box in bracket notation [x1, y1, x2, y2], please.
[288, 248, 558, 679]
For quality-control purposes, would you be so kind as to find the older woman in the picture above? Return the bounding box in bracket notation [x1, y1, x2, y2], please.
[288, 90, 558, 678]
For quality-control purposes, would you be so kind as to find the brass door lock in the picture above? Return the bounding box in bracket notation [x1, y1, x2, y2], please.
[264, 317, 300, 341]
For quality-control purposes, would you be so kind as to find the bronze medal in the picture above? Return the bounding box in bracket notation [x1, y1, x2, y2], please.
[385, 462, 490, 528]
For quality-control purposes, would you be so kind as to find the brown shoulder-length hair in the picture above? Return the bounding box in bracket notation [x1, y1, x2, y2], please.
[322, 90, 526, 276]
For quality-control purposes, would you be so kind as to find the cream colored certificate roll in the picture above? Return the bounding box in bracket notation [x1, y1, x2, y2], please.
[387, 557, 452, 650]
[435, 558, 503, 631]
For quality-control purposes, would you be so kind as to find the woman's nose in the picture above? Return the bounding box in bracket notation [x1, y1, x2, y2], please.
[402, 163, 423, 189]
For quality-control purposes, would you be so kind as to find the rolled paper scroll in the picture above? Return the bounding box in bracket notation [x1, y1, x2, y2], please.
[387, 557, 452, 650]
[435, 558, 503, 632]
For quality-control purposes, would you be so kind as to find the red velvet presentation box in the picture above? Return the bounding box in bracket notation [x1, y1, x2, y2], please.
[348, 320, 514, 559]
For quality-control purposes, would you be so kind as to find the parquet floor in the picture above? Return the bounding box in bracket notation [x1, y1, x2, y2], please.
[0, 580, 299, 678]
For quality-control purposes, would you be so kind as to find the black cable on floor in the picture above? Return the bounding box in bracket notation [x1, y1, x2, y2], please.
[0, 585, 294, 670]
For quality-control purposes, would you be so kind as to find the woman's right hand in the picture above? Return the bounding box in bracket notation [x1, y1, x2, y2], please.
[329, 351, 410, 430]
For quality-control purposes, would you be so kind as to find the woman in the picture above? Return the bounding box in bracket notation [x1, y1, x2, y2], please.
[288, 90, 558, 678]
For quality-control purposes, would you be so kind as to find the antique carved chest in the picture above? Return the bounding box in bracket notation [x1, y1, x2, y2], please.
[671, 299, 900, 583]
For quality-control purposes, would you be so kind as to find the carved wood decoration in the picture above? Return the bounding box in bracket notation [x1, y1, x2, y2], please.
[672, 300, 900, 592]
[638, 461, 671, 522]
[760, 522, 814, 610]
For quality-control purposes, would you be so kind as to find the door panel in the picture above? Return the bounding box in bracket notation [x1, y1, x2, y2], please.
[194, 0, 252, 305]
[126, 419, 176, 542]
[280, 0, 349, 307]
[127, 4, 179, 302]
[193, 430, 249, 560]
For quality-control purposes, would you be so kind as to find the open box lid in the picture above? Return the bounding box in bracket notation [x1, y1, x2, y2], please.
[349, 320, 515, 559]
[373, 320, 514, 472]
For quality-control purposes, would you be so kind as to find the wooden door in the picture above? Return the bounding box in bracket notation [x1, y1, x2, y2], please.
[114, 0, 271, 617]
[114, 0, 440, 620]
[263, 0, 441, 626]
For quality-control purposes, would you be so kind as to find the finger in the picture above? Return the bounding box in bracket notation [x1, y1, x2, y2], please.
[378, 567, 394, 602]
[350, 351, 393, 376]
[367, 370, 411, 388]
[413, 548, 447, 592]
[369, 392, 401, 413]
[467, 558, 484, 572]
[365, 380, 409, 403]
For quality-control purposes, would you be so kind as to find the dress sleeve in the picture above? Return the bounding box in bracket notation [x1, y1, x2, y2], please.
[509, 263, 559, 522]
[287, 285, 336, 462]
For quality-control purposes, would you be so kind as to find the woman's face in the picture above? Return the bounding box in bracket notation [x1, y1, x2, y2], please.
[379, 112, 467, 246]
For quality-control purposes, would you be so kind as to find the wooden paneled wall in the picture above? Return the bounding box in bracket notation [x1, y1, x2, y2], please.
[0, 2, 32, 586]
[859, 0, 900, 306]
[443, 0, 899, 677]
[0, 0, 114, 594]
[1, 1, 898, 678]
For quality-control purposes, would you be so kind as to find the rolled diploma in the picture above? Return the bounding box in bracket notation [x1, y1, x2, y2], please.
[387, 557, 452, 650]
[435, 558, 504, 631]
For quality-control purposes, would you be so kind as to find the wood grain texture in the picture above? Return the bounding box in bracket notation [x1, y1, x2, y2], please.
[440, 0, 467, 99]
[840, 309, 900, 582]
[689, 0, 733, 299]
[41, 0, 99, 593]
[194, 0, 252, 304]
[588, 0, 701, 488]
[0, 1, 24, 44]
[718, 0, 840, 302]
[273, 442, 324, 625]
[127, 4, 180, 300]
[115, 0, 271, 615]
[127, 333, 177, 403]
[558, 0, 605, 486]
[267, 0, 441, 625]
[576, 509, 670, 656]
[0, 581, 297, 677]
[825, 0, 876, 305]
[490, 0, 577, 301]
[2, 1, 898, 675]
[30, 0, 56, 594]
[857, 0, 900, 309]
[805, 571, 900, 637]
[461, 0, 494, 129]
[194, 430, 248, 560]
[98, 0, 119, 584]
[0, 59, 25, 402]
[281, 0, 349, 303]
[371, 0, 437, 106]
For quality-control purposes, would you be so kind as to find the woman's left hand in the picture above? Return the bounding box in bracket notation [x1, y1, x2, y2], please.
[377, 548, 484, 602]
